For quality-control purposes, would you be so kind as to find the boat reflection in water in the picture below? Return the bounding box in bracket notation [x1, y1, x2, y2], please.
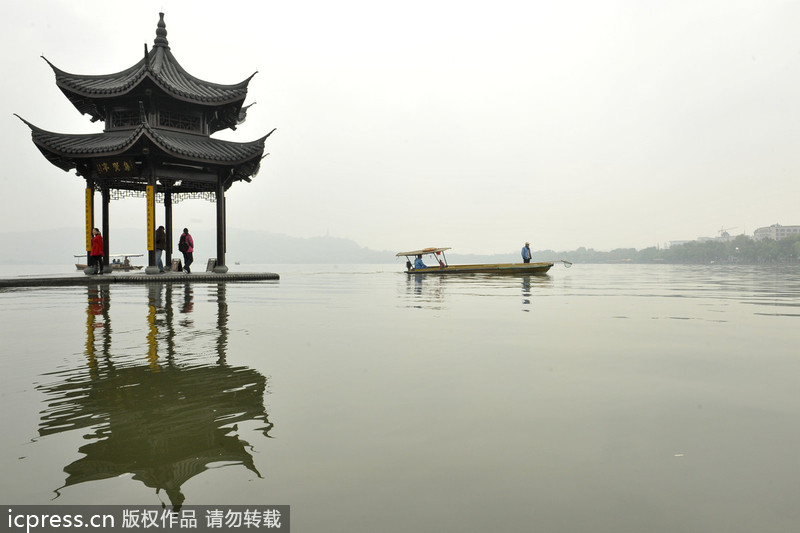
[404, 270, 553, 312]
[37, 282, 273, 510]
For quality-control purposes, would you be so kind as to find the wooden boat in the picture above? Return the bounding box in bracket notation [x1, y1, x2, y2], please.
[396, 247, 558, 275]
[75, 253, 144, 271]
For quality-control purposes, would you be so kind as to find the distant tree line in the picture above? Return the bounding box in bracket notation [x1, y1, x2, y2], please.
[536, 235, 800, 264]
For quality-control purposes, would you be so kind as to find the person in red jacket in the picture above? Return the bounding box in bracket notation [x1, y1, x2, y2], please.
[90, 227, 104, 275]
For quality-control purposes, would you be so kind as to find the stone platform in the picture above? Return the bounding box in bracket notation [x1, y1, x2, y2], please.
[0, 270, 279, 288]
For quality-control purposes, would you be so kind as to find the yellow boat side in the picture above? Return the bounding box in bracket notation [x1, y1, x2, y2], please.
[406, 262, 553, 275]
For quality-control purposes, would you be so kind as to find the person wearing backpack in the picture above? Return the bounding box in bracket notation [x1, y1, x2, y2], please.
[178, 228, 194, 273]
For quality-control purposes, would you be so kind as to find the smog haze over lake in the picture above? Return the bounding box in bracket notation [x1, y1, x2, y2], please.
[1, 263, 799, 532]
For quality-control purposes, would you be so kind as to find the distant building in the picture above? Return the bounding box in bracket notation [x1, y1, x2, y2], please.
[697, 233, 736, 243]
[753, 224, 800, 241]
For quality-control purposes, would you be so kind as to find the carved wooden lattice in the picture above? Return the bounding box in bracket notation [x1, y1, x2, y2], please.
[158, 110, 201, 133]
[106, 188, 216, 203]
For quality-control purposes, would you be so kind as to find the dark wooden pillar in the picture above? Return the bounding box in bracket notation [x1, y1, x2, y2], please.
[102, 187, 110, 266]
[215, 179, 226, 270]
[165, 191, 173, 266]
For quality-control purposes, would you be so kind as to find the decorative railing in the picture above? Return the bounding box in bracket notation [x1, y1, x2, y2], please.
[107, 188, 216, 204]
[158, 110, 201, 133]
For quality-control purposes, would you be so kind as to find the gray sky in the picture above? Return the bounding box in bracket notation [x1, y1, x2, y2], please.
[3, 0, 798, 254]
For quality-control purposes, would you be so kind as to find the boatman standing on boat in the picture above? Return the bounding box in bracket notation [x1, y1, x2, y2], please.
[521, 242, 532, 263]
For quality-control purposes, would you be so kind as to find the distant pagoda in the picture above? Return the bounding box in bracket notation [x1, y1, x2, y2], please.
[17, 13, 274, 273]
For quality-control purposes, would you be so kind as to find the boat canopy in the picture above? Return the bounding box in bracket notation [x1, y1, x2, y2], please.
[395, 247, 451, 257]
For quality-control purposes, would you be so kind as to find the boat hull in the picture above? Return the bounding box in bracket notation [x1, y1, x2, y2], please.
[406, 262, 553, 275]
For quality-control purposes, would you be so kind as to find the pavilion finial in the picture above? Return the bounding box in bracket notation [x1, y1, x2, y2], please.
[153, 13, 169, 48]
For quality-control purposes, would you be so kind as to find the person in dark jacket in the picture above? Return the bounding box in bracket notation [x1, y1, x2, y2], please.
[178, 228, 194, 274]
[90, 228, 104, 275]
[155, 226, 167, 273]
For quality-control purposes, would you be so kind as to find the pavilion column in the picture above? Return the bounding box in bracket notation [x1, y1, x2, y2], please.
[84, 180, 94, 268]
[165, 192, 173, 268]
[102, 187, 110, 266]
[145, 162, 158, 274]
[214, 179, 228, 273]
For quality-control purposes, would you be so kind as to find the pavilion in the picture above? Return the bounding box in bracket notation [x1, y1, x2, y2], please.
[17, 13, 274, 274]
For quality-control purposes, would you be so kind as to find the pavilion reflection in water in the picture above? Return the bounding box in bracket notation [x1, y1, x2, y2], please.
[37, 282, 274, 508]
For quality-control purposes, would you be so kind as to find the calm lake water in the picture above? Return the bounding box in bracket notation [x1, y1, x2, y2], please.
[1, 263, 799, 532]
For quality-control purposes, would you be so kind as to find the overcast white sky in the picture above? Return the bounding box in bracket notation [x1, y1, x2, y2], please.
[3, 0, 798, 254]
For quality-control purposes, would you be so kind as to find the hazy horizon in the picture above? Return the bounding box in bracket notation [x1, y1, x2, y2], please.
[4, 225, 793, 270]
[4, 1, 799, 255]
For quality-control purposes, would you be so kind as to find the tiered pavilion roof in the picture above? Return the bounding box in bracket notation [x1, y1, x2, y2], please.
[17, 13, 274, 271]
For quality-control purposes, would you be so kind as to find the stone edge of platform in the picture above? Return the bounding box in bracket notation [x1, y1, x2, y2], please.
[0, 272, 280, 288]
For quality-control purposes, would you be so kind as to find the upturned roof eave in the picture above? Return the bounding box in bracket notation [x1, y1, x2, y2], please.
[148, 72, 250, 106]
[43, 52, 254, 106]
[16, 116, 266, 167]
[141, 126, 265, 165]
[154, 47, 256, 96]
[20, 118, 145, 159]
[43, 55, 149, 99]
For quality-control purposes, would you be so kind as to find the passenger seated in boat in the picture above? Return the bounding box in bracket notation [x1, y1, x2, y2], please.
[414, 255, 427, 269]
